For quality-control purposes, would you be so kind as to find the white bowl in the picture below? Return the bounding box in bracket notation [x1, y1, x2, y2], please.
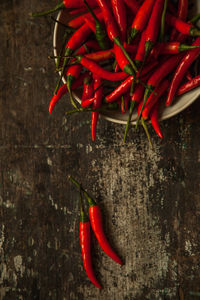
[53, 3, 200, 124]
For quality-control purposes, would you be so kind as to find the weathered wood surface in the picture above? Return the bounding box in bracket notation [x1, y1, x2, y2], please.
[0, 1, 200, 299]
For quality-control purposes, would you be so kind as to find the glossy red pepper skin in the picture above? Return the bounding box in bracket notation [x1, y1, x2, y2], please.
[177, 75, 200, 95]
[130, 0, 155, 40]
[63, 0, 98, 8]
[135, 30, 146, 67]
[68, 9, 102, 28]
[49, 85, 67, 114]
[49, 72, 90, 113]
[166, 37, 200, 106]
[80, 208, 102, 289]
[145, 0, 165, 57]
[76, 55, 128, 81]
[149, 102, 163, 139]
[170, 0, 188, 40]
[89, 205, 123, 265]
[85, 49, 114, 62]
[82, 77, 93, 102]
[142, 79, 169, 120]
[114, 44, 134, 75]
[166, 13, 200, 37]
[91, 76, 103, 141]
[111, 0, 127, 41]
[105, 76, 133, 103]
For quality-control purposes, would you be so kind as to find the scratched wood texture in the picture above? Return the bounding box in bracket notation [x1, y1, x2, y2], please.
[0, 1, 200, 299]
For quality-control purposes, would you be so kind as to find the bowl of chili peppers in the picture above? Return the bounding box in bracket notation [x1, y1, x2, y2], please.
[33, 0, 200, 140]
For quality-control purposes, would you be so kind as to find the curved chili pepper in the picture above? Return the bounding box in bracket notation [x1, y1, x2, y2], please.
[136, 54, 184, 124]
[158, 42, 200, 55]
[83, 0, 109, 50]
[68, 9, 102, 28]
[144, 0, 165, 59]
[54, 23, 92, 94]
[79, 191, 102, 289]
[49, 72, 90, 113]
[166, 13, 200, 37]
[105, 76, 133, 103]
[177, 75, 200, 95]
[120, 92, 130, 114]
[31, 0, 98, 17]
[75, 55, 128, 81]
[149, 102, 163, 139]
[111, 0, 127, 41]
[91, 76, 103, 141]
[166, 37, 200, 106]
[66, 64, 83, 108]
[82, 76, 93, 102]
[142, 79, 169, 120]
[69, 176, 123, 265]
[114, 44, 134, 75]
[135, 30, 146, 68]
[130, 0, 156, 41]
[85, 49, 114, 62]
[96, 0, 137, 73]
[170, 0, 188, 41]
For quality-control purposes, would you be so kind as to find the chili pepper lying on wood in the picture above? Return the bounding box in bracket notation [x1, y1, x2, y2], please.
[69, 176, 123, 265]
[79, 189, 102, 289]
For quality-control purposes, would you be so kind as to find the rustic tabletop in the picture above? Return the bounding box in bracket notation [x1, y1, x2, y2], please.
[1, 1, 200, 299]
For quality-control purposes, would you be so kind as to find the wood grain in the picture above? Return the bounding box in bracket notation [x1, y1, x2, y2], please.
[0, 1, 200, 299]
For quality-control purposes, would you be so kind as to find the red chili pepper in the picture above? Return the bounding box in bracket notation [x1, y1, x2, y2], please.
[69, 7, 88, 14]
[68, 9, 102, 28]
[55, 23, 92, 94]
[149, 102, 163, 139]
[156, 42, 200, 55]
[96, 0, 137, 73]
[111, 0, 127, 41]
[136, 54, 184, 124]
[123, 0, 139, 15]
[120, 92, 130, 113]
[135, 30, 146, 67]
[130, 0, 156, 41]
[170, 0, 188, 41]
[69, 176, 123, 265]
[75, 55, 128, 81]
[144, 0, 165, 58]
[84, 17, 97, 33]
[166, 13, 200, 37]
[114, 44, 134, 75]
[142, 79, 169, 120]
[166, 37, 200, 106]
[49, 84, 67, 114]
[49, 72, 90, 113]
[81, 76, 93, 102]
[105, 76, 133, 103]
[85, 49, 114, 62]
[177, 75, 200, 95]
[79, 191, 102, 289]
[91, 76, 103, 141]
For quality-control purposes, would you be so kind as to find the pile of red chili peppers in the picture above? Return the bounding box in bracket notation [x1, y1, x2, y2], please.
[32, 0, 200, 142]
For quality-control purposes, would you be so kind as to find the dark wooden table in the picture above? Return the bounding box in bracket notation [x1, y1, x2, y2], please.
[1, 1, 200, 299]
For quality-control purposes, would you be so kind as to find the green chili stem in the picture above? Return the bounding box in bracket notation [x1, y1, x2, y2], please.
[123, 100, 135, 143]
[160, 0, 168, 42]
[141, 117, 153, 149]
[69, 176, 96, 207]
[31, 2, 65, 17]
